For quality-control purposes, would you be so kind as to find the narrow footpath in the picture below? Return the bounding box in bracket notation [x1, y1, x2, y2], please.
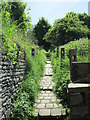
[34, 56, 66, 120]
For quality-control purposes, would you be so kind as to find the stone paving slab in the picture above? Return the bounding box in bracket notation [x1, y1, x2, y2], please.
[44, 67, 53, 76]
[34, 58, 66, 118]
[46, 61, 51, 64]
[34, 90, 65, 117]
[40, 76, 54, 90]
[39, 109, 50, 116]
[45, 64, 52, 68]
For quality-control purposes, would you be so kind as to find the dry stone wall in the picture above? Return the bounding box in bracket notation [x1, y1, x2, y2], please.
[68, 48, 90, 120]
[68, 83, 90, 120]
[0, 48, 26, 120]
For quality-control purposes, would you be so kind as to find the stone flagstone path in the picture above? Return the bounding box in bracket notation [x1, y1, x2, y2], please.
[34, 57, 66, 120]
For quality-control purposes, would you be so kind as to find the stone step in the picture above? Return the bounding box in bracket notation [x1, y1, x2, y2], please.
[46, 61, 51, 64]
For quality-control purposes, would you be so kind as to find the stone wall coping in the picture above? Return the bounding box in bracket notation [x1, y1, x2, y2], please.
[68, 83, 90, 92]
[68, 83, 90, 88]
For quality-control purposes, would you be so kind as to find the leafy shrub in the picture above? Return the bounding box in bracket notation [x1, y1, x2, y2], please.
[11, 92, 33, 120]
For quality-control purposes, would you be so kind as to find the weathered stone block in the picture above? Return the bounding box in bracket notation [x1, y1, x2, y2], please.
[71, 105, 89, 116]
[41, 99, 49, 103]
[0, 99, 2, 107]
[5, 109, 10, 119]
[70, 62, 90, 83]
[0, 67, 2, 72]
[68, 83, 90, 93]
[0, 109, 2, 119]
[0, 87, 2, 94]
[46, 103, 53, 108]
[37, 104, 45, 109]
[51, 108, 61, 116]
[83, 92, 90, 104]
[69, 93, 82, 106]
[39, 109, 50, 116]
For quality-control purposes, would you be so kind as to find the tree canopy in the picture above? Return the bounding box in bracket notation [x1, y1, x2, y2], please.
[43, 12, 89, 47]
[33, 17, 51, 50]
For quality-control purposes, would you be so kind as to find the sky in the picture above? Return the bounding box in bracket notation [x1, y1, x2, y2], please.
[26, 0, 89, 25]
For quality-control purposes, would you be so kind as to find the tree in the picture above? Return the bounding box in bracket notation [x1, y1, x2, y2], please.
[33, 17, 51, 50]
[44, 12, 89, 47]
[43, 26, 57, 47]
[77, 13, 88, 25]
[77, 13, 90, 38]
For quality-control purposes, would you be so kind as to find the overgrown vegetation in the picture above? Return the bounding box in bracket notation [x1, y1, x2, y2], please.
[34, 12, 90, 50]
[2, 2, 31, 34]
[1, 1, 90, 120]
[44, 12, 90, 47]
[11, 49, 46, 120]
[1, 2, 46, 120]
[50, 38, 89, 118]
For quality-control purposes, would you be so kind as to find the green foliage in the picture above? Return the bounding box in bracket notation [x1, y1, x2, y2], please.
[33, 17, 51, 50]
[1, 8, 21, 64]
[44, 12, 89, 47]
[11, 92, 33, 120]
[43, 26, 56, 46]
[2, 1, 31, 34]
[1, 3, 46, 119]
[50, 38, 89, 119]
[11, 49, 46, 120]
[77, 13, 90, 28]
[50, 38, 89, 107]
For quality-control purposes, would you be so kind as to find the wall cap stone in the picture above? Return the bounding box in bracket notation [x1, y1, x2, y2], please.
[68, 83, 90, 88]
[68, 83, 90, 92]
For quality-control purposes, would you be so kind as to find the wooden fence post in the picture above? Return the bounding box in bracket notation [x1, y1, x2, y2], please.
[57, 47, 59, 57]
[69, 48, 77, 66]
[61, 48, 65, 60]
[32, 48, 35, 56]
